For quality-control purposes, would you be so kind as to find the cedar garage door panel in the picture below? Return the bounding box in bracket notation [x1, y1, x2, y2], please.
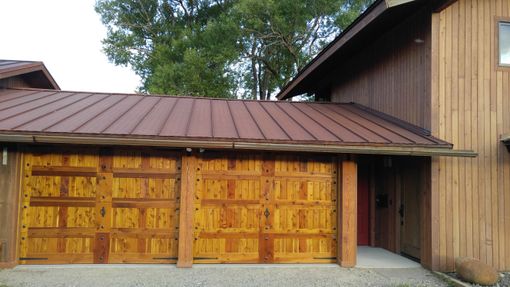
[19, 147, 180, 264]
[193, 154, 337, 263]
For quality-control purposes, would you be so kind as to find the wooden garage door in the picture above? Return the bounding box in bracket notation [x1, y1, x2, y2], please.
[193, 153, 337, 263]
[19, 147, 180, 264]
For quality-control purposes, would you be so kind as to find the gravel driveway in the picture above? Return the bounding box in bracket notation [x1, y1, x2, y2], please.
[0, 264, 447, 287]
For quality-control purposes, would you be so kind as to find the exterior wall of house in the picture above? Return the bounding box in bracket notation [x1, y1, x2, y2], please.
[0, 76, 31, 89]
[331, 6, 431, 130]
[0, 145, 21, 267]
[431, 0, 510, 271]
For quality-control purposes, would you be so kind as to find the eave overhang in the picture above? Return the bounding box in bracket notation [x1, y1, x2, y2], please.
[276, 0, 458, 100]
[0, 132, 477, 158]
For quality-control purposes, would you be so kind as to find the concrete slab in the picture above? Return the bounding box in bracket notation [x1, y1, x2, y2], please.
[356, 246, 422, 268]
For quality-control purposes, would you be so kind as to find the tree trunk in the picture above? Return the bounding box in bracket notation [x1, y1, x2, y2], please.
[250, 44, 258, 100]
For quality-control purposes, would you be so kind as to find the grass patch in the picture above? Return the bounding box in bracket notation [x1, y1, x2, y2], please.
[431, 272, 457, 287]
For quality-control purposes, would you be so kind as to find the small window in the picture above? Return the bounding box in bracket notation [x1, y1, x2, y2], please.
[499, 22, 510, 66]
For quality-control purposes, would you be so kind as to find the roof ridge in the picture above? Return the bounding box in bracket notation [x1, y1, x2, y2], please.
[1, 88, 354, 105]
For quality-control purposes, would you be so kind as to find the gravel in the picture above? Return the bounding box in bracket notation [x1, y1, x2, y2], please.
[0, 265, 448, 287]
[446, 272, 510, 287]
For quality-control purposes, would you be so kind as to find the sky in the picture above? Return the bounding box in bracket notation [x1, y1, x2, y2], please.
[0, 0, 141, 93]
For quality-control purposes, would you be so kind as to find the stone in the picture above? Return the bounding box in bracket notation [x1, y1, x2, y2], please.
[455, 257, 499, 286]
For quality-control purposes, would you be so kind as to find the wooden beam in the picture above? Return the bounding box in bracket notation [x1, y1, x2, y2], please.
[337, 160, 357, 267]
[177, 154, 197, 268]
[385, 0, 416, 8]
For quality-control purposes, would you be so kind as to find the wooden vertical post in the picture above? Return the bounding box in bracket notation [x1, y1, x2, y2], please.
[369, 161, 376, 247]
[177, 154, 197, 268]
[337, 159, 357, 267]
[94, 149, 113, 264]
[0, 146, 21, 268]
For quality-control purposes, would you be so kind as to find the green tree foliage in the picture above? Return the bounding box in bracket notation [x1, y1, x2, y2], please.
[95, 0, 374, 99]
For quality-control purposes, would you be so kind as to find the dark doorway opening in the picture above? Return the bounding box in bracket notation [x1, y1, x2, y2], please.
[357, 156, 425, 262]
[357, 166, 370, 246]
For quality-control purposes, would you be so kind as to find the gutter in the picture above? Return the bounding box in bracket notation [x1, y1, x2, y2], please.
[0, 133, 477, 158]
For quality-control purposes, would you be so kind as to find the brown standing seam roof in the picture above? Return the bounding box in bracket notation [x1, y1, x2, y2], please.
[0, 88, 453, 152]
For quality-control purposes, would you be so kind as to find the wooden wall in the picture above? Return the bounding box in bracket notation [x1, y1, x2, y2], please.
[331, 6, 431, 129]
[0, 145, 21, 267]
[0, 76, 31, 89]
[431, 0, 510, 271]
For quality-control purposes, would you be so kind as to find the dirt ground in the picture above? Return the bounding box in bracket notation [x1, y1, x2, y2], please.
[0, 264, 448, 287]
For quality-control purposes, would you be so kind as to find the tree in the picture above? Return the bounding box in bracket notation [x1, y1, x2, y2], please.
[95, 0, 374, 99]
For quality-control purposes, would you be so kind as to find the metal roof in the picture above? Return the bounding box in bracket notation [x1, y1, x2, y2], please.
[0, 60, 60, 90]
[0, 88, 474, 157]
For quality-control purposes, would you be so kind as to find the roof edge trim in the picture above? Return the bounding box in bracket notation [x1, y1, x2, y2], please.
[0, 133, 477, 157]
[385, 0, 415, 8]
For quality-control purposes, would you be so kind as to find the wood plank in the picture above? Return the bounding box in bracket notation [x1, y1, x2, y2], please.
[112, 168, 179, 179]
[111, 199, 178, 208]
[0, 147, 22, 266]
[427, 0, 510, 271]
[200, 199, 261, 206]
[108, 254, 177, 263]
[338, 160, 357, 267]
[93, 233, 109, 264]
[177, 154, 197, 268]
[29, 196, 95, 207]
[27, 227, 95, 238]
[31, 166, 97, 177]
[110, 228, 179, 238]
[21, 253, 94, 264]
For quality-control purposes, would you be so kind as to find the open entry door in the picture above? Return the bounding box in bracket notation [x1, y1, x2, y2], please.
[357, 166, 370, 246]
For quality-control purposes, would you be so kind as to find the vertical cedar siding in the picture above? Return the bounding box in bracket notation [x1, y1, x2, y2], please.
[0, 76, 32, 89]
[331, 6, 431, 130]
[432, 0, 510, 272]
[0, 145, 21, 267]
